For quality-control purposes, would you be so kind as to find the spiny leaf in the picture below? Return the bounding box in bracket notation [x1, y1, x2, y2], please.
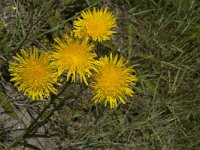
[0, 92, 19, 120]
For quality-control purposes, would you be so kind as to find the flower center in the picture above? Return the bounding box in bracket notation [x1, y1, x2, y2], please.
[62, 44, 87, 70]
[85, 15, 108, 37]
[98, 65, 122, 93]
[23, 60, 49, 86]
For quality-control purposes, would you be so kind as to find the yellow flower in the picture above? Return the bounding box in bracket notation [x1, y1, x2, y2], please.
[73, 7, 117, 42]
[91, 53, 137, 108]
[9, 47, 59, 100]
[51, 33, 97, 85]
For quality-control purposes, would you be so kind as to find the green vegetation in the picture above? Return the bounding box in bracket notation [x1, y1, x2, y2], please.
[0, 0, 200, 149]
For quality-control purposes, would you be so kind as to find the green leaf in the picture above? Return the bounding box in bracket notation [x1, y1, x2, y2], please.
[0, 92, 19, 120]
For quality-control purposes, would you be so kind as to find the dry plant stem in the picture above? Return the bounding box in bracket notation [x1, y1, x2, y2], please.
[7, 0, 57, 61]
[5, 82, 70, 150]
[0, 0, 58, 72]
[29, 86, 87, 138]
[24, 82, 69, 136]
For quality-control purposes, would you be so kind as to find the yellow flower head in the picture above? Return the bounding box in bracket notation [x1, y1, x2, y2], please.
[73, 7, 117, 42]
[9, 47, 59, 100]
[51, 33, 97, 85]
[91, 53, 137, 108]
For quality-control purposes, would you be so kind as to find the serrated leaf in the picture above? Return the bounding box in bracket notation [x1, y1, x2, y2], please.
[101, 40, 115, 50]
[0, 92, 19, 120]
[72, 110, 82, 119]
[0, 20, 6, 32]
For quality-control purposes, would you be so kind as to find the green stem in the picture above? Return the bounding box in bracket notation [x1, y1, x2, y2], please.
[5, 82, 68, 150]
[30, 87, 86, 136]
[5, 82, 85, 150]
[94, 107, 106, 125]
